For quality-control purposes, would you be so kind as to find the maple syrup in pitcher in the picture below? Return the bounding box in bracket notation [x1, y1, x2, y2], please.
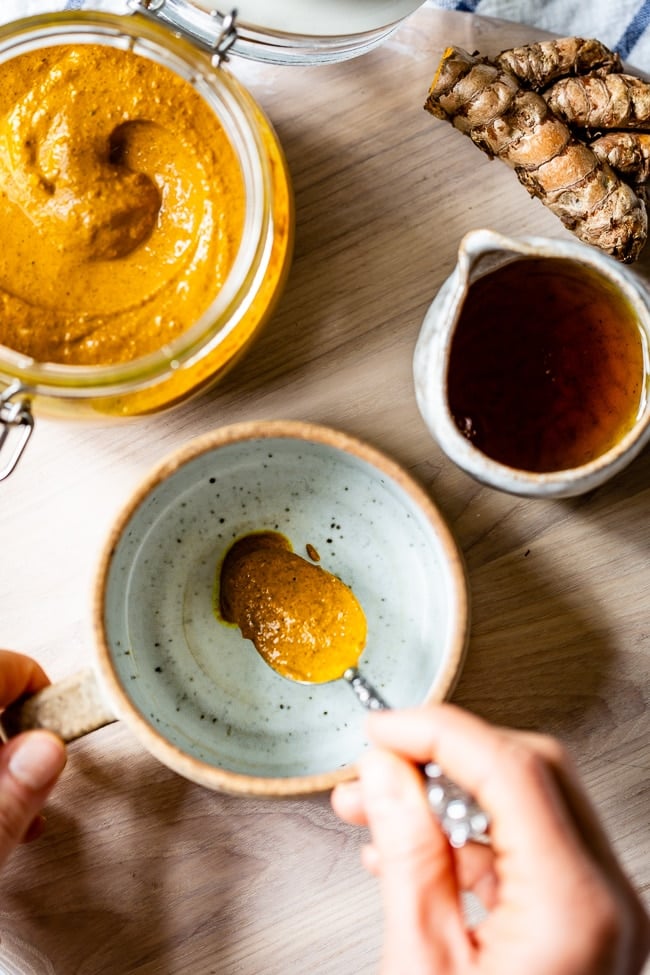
[446, 257, 647, 473]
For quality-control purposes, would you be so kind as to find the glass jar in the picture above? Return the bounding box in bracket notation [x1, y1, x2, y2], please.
[0, 8, 294, 477]
[147, 0, 427, 64]
[0, 0, 426, 477]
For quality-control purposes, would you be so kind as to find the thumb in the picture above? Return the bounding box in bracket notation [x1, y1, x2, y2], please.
[359, 748, 467, 972]
[0, 732, 66, 867]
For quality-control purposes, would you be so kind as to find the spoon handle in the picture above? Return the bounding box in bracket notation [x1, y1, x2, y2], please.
[343, 668, 490, 848]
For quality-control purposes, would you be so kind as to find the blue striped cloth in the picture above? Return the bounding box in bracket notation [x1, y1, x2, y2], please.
[427, 0, 650, 70]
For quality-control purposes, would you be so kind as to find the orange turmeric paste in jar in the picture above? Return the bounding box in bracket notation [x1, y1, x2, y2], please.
[0, 19, 292, 417]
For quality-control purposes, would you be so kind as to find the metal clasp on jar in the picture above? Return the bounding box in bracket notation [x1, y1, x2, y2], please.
[127, 0, 238, 65]
[0, 382, 34, 481]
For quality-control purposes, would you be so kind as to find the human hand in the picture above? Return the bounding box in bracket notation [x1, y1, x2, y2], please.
[0, 650, 66, 867]
[331, 704, 650, 975]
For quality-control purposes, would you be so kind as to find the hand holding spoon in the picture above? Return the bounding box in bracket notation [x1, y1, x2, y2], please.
[218, 531, 489, 848]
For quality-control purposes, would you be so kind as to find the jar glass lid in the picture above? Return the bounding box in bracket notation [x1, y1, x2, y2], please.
[198, 0, 426, 37]
[136, 0, 425, 63]
[3, 0, 424, 64]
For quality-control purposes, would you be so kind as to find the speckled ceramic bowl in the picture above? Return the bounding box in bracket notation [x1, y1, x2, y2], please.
[4, 420, 469, 797]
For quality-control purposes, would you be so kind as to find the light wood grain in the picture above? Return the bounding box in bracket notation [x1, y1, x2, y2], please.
[0, 6, 648, 973]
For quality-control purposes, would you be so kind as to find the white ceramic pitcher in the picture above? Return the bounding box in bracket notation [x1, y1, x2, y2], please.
[413, 229, 650, 499]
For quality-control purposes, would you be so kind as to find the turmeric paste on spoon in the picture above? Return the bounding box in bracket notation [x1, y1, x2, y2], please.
[218, 531, 367, 684]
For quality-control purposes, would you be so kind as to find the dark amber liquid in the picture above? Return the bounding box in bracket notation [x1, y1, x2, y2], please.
[447, 257, 646, 473]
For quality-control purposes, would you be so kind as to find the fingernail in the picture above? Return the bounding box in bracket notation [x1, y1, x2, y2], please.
[360, 750, 403, 802]
[333, 779, 362, 802]
[8, 733, 66, 790]
[363, 710, 390, 735]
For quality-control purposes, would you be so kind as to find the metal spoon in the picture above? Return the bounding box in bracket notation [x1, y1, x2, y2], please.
[219, 533, 489, 847]
[343, 667, 490, 848]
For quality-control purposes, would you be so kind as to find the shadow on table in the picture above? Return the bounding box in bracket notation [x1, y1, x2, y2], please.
[418, 445, 650, 754]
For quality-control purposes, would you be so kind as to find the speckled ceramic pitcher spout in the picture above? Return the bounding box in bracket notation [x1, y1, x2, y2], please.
[413, 228, 650, 499]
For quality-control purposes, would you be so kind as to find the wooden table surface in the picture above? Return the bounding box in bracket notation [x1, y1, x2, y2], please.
[0, 5, 648, 973]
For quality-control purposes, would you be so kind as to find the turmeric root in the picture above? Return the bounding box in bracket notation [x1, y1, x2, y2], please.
[496, 37, 621, 91]
[591, 132, 650, 181]
[425, 46, 647, 262]
[546, 74, 650, 129]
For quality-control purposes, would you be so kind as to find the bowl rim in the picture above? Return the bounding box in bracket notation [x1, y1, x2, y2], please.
[92, 418, 470, 796]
